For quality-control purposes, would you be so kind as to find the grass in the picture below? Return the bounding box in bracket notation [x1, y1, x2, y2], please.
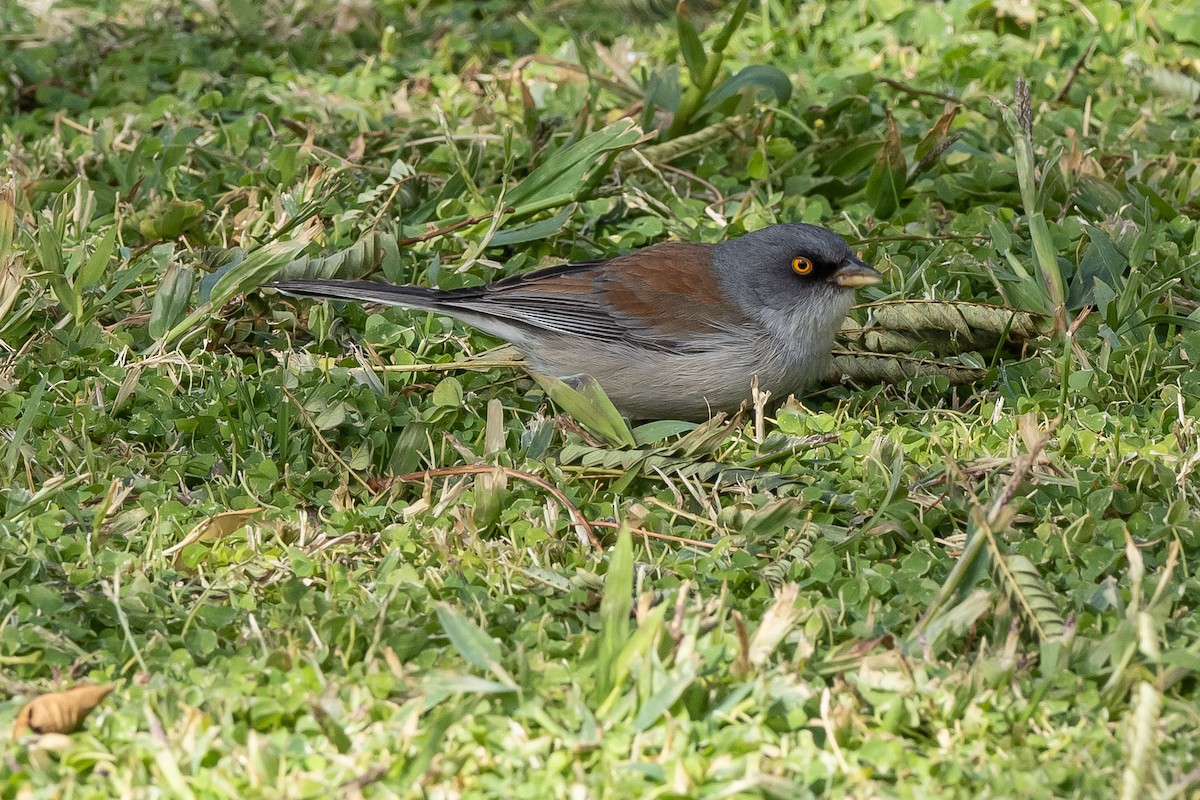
[3, 0, 1200, 797]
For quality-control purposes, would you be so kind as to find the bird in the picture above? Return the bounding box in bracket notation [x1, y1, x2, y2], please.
[270, 223, 882, 421]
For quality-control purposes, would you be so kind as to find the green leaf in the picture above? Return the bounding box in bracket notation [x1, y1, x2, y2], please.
[159, 239, 309, 347]
[137, 199, 205, 240]
[633, 665, 694, 731]
[387, 420, 433, 474]
[677, 7, 708, 79]
[310, 702, 353, 754]
[1120, 313, 1200, 333]
[489, 204, 576, 247]
[4, 377, 45, 482]
[697, 65, 792, 117]
[210, 239, 310, 308]
[47, 274, 81, 320]
[664, 0, 750, 138]
[148, 263, 195, 340]
[505, 120, 644, 216]
[78, 225, 118, 289]
[913, 104, 961, 163]
[990, 219, 1013, 254]
[910, 506, 994, 641]
[747, 148, 768, 180]
[999, 251, 1053, 315]
[421, 672, 519, 700]
[35, 223, 82, 320]
[197, 249, 246, 304]
[310, 400, 346, 430]
[994, 553, 1066, 640]
[431, 377, 464, 408]
[33, 222, 64, 277]
[435, 602, 517, 688]
[395, 700, 466, 790]
[1126, 201, 1155, 269]
[1068, 225, 1127, 309]
[825, 139, 885, 179]
[609, 601, 669, 699]
[595, 525, 633, 700]
[274, 232, 398, 281]
[1028, 212, 1065, 316]
[531, 372, 636, 448]
[711, 0, 750, 54]
[919, 590, 992, 655]
[632, 419, 697, 445]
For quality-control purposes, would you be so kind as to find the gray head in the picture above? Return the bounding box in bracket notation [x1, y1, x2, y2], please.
[712, 223, 881, 314]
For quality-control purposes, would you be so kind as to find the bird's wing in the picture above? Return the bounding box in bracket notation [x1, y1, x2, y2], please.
[438, 243, 749, 352]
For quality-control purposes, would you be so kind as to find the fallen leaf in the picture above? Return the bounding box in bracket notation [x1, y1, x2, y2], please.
[748, 583, 803, 666]
[12, 684, 115, 738]
[26, 732, 75, 770]
[163, 508, 262, 566]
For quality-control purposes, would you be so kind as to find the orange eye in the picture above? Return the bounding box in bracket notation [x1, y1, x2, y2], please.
[792, 256, 813, 275]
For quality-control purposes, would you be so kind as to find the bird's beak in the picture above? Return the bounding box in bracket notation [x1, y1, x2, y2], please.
[831, 257, 883, 288]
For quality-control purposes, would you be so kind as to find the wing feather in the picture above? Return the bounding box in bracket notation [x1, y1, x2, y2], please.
[435, 243, 746, 352]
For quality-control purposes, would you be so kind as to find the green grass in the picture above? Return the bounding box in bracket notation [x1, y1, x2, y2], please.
[3, 0, 1200, 797]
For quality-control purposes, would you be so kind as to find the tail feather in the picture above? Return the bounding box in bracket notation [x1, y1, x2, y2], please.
[269, 279, 445, 312]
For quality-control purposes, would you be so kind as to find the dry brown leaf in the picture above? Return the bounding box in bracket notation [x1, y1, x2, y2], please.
[12, 684, 114, 739]
[25, 732, 75, 770]
[873, 299, 1043, 340]
[748, 583, 803, 666]
[829, 351, 986, 386]
[841, 299, 1045, 355]
[1017, 412, 1053, 465]
[163, 508, 262, 565]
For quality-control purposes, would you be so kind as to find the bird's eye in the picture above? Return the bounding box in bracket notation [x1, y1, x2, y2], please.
[791, 256, 814, 275]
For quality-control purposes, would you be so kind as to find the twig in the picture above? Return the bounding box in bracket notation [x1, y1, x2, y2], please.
[589, 520, 781, 559]
[1053, 38, 1097, 103]
[1161, 763, 1200, 800]
[371, 465, 602, 552]
[852, 232, 989, 244]
[1066, 304, 1093, 336]
[281, 386, 373, 492]
[339, 766, 389, 794]
[875, 77, 964, 107]
[987, 423, 1056, 515]
[658, 163, 726, 205]
[508, 54, 642, 99]
[398, 209, 515, 246]
[590, 520, 717, 549]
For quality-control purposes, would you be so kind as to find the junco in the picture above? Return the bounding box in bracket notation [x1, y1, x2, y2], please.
[271, 223, 882, 420]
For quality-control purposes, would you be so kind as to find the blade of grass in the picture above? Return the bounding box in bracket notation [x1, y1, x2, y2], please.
[4, 377, 46, 483]
[594, 524, 633, 701]
[434, 602, 517, 689]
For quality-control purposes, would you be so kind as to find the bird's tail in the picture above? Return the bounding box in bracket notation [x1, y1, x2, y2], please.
[269, 279, 446, 312]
